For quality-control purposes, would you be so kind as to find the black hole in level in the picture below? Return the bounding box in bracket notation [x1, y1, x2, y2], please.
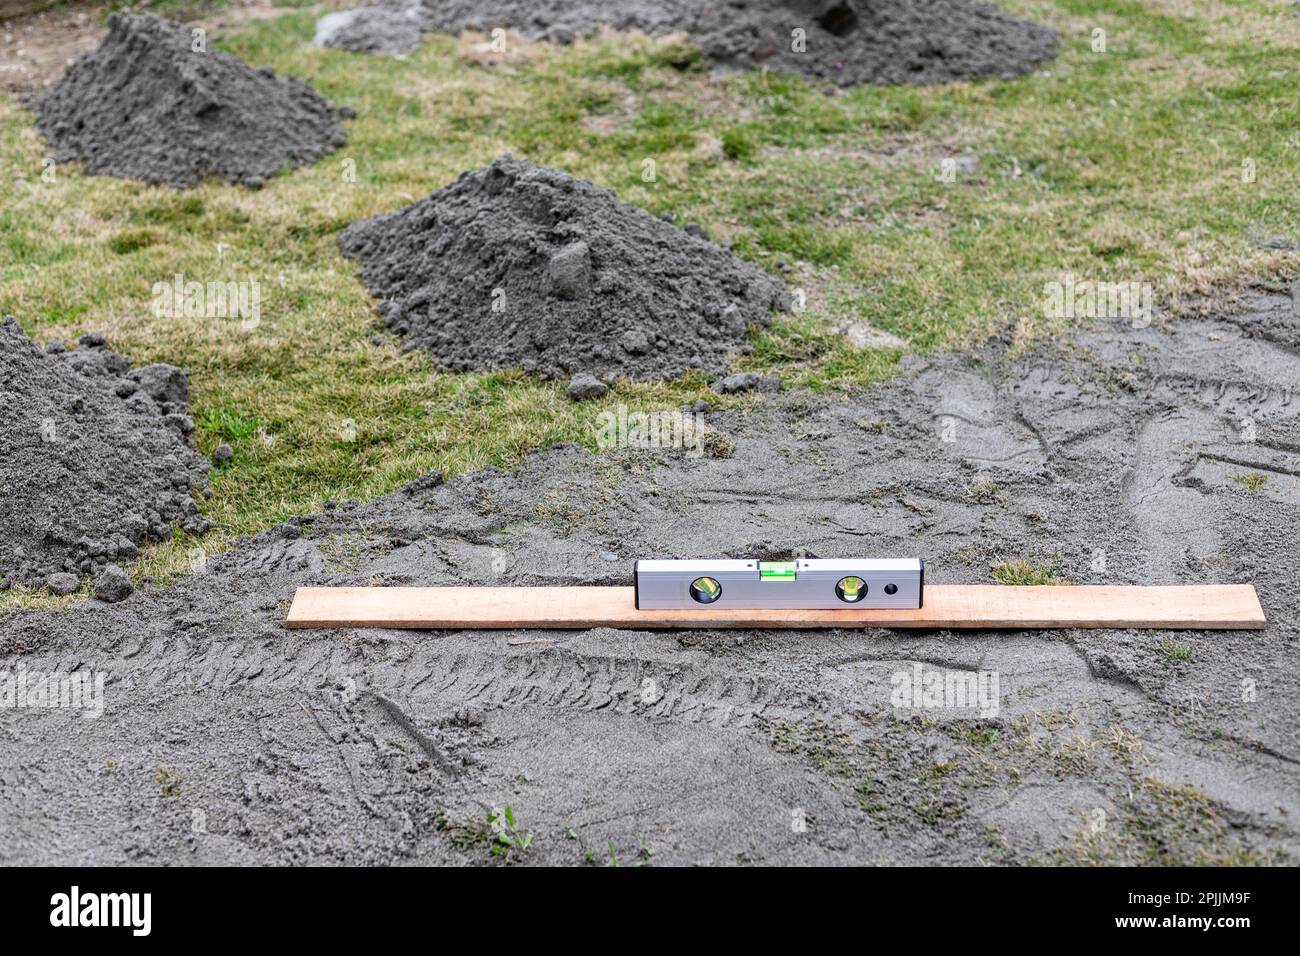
[884, 583, 898, 595]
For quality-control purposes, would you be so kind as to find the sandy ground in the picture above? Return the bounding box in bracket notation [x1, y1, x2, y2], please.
[2, 288, 1296, 865]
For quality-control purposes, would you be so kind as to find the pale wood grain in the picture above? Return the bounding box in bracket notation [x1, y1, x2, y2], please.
[285, 584, 1265, 631]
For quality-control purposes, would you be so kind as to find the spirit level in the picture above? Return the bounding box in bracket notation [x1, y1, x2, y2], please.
[633, 558, 924, 610]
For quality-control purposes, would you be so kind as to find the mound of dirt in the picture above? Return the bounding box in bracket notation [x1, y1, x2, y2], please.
[692, 0, 1059, 85]
[339, 155, 790, 380]
[28, 13, 350, 188]
[320, 0, 1057, 86]
[314, 4, 431, 57]
[0, 318, 212, 591]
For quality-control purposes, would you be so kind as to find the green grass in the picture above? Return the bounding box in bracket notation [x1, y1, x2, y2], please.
[1, 2, 1298, 595]
[445, 804, 534, 863]
[1161, 637, 1194, 665]
[1231, 471, 1269, 493]
[152, 765, 182, 798]
[991, 559, 1065, 586]
[1058, 776, 1276, 866]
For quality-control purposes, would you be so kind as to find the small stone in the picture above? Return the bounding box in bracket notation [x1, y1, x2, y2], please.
[712, 372, 781, 395]
[620, 330, 651, 355]
[93, 564, 134, 603]
[955, 155, 980, 175]
[566, 373, 608, 401]
[46, 572, 78, 595]
[837, 321, 908, 350]
[549, 241, 592, 300]
[213, 443, 234, 463]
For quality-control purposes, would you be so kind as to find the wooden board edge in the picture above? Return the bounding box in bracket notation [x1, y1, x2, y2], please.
[284, 584, 1267, 631]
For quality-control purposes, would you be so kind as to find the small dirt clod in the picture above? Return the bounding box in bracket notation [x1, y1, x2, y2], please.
[566, 373, 609, 401]
[93, 564, 134, 604]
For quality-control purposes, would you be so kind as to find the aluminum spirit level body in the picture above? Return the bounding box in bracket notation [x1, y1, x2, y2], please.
[634, 559, 924, 610]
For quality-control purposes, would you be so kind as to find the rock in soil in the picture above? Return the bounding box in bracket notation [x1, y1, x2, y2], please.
[565, 372, 608, 401]
[321, 0, 1057, 86]
[27, 13, 349, 188]
[712, 371, 781, 394]
[0, 317, 212, 589]
[339, 155, 789, 381]
[93, 564, 134, 603]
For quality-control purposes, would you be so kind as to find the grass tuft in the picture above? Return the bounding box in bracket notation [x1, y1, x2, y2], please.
[990, 559, 1065, 586]
[1231, 471, 1268, 493]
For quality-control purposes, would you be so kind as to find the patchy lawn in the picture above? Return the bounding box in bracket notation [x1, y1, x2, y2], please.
[1, 0, 1297, 597]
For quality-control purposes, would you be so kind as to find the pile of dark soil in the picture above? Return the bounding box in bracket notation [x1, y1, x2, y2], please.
[0, 318, 212, 591]
[320, 0, 1057, 86]
[28, 13, 351, 188]
[692, 0, 1059, 85]
[314, 4, 432, 57]
[339, 155, 790, 380]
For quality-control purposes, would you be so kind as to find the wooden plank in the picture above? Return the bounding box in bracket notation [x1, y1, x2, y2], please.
[285, 584, 1265, 631]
